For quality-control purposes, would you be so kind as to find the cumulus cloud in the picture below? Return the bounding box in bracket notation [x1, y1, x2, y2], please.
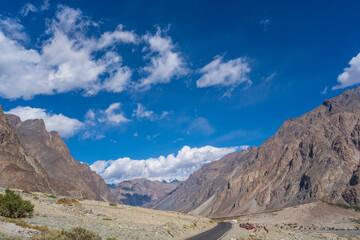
[87, 103, 130, 126]
[90, 145, 249, 183]
[196, 55, 251, 88]
[0, 6, 136, 99]
[82, 103, 130, 139]
[137, 28, 187, 89]
[333, 53, 360, 90]
[132, 103, 168, 121]
[5, 106, 83, 138]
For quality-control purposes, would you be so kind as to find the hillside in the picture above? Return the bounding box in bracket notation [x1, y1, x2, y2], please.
[0, 188, 213, 240]
[151, 87, 360, 218]
[111, 178, 180, 206]
[0, 105, 116, 203]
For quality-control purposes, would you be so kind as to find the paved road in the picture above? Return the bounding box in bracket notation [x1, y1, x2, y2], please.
[186, 222, 232, 240]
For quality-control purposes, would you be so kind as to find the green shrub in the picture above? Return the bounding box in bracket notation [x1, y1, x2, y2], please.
[63, 227, 102, 240]
[0, 188, 34, 218]
[32, 227, 102, 240]
[109, 203, 117, 206]
[43, 194, 57, 199]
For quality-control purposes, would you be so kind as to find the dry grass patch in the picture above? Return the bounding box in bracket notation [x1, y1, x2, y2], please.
[56, 197, 81, 205]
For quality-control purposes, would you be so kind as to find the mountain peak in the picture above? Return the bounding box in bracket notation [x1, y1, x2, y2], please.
[151, 87, 360, 217]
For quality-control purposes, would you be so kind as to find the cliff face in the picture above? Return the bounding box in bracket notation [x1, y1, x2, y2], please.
[0, 106, 53, 193]
[3, 111, 116, 202]
[151, 87, 360, 218]
[110, 178, 180, 206]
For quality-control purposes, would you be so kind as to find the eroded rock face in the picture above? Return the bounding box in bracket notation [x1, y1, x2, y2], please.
[151, 87, 360, 218]
[5, 112, 117, 203]
[0, 106, 53, 193]
[111, 178, 180, 206]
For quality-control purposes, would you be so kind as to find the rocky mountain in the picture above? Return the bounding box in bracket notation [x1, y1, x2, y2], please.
[0, 107, 116, 202]
[151, 87, 360, 218]
[111, 178, 180, 206]
[0, 105, 54, 193]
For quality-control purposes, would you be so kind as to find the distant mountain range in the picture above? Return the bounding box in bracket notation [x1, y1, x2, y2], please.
[150, 87, 360, 218]
[110, 178, 180, 206]
[0, 107, 116, 203]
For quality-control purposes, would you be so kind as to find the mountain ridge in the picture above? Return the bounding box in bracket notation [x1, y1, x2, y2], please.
[111, 178, 181, 206]
[0, 107, 116, 202]
[150, 87, 360, 217]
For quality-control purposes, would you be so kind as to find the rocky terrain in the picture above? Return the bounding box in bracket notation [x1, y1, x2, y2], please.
[151, 87, 360, 218]
[0, 106, 54, 194]
[0, 188, 212, 240]
[111, 178, 180, 206]
[0, 104, 116, 202]
[222, 201, 360, 240]
[6, 114, 116, 202]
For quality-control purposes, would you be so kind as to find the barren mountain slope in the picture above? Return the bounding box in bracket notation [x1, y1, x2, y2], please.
[151, 87, 360, 218]
[6, 114, 117, 202]
[0, 106, 53, 193]
[111, 178, 180, 206]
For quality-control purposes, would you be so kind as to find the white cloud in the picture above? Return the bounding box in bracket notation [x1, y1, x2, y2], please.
[321, 86, 328, 95]
[5, 106, 83, 138]
[260, 18, 271, 31]
[0, 17, 28, 42]
[196, 55, 251, 88]
[188, 117, 215, 135]
[40, 0, 50, 11]
[0, 6, 192, 99]
[20, 0, 50, 16]
[132, 103, 168, 121]
[333, 53, 360, 90]
[90, 145, 249, 183]
[0, 6, 136, 100]
[20, 3, 37, 16]
[137, 28, 187, 89]
[82, 103, 130, 140]
[96, 24, 138, 49]
[100, 103, 130, 125]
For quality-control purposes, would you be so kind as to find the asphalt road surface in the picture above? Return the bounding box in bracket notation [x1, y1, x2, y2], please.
[186, 222, 232, 240]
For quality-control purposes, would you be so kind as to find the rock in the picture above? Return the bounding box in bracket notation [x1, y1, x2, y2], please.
[111, 178, 180, 206]
[150, 86, 360, 218]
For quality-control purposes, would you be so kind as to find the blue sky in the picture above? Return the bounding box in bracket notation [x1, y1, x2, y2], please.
[1, 0, 360, 183]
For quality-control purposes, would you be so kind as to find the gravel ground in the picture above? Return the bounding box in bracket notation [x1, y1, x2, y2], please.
[0, 188, 213, 240]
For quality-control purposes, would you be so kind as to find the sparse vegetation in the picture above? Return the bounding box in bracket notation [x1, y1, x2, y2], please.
[0, 188, 34, 218]
[22, 190, 32, 194]
[106, 238, 117, 240]
[56, 197, 80, 205]
[102, 218, 112, 221]
[43, 194, 57, 199]
[32, 227, 102, 240]
[352, 218, 360, 224]
[2, 218, 50, 232]
[109, 203, 117, 206]
[323, 200, 360, 211]
[167, 230, 174, 237]
[0, 232, 22, 240]
[33, 196, 39, 200]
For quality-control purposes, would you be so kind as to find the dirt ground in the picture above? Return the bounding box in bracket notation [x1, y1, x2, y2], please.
[0, 188, 213, 240]
[222, 201, 360, 240]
